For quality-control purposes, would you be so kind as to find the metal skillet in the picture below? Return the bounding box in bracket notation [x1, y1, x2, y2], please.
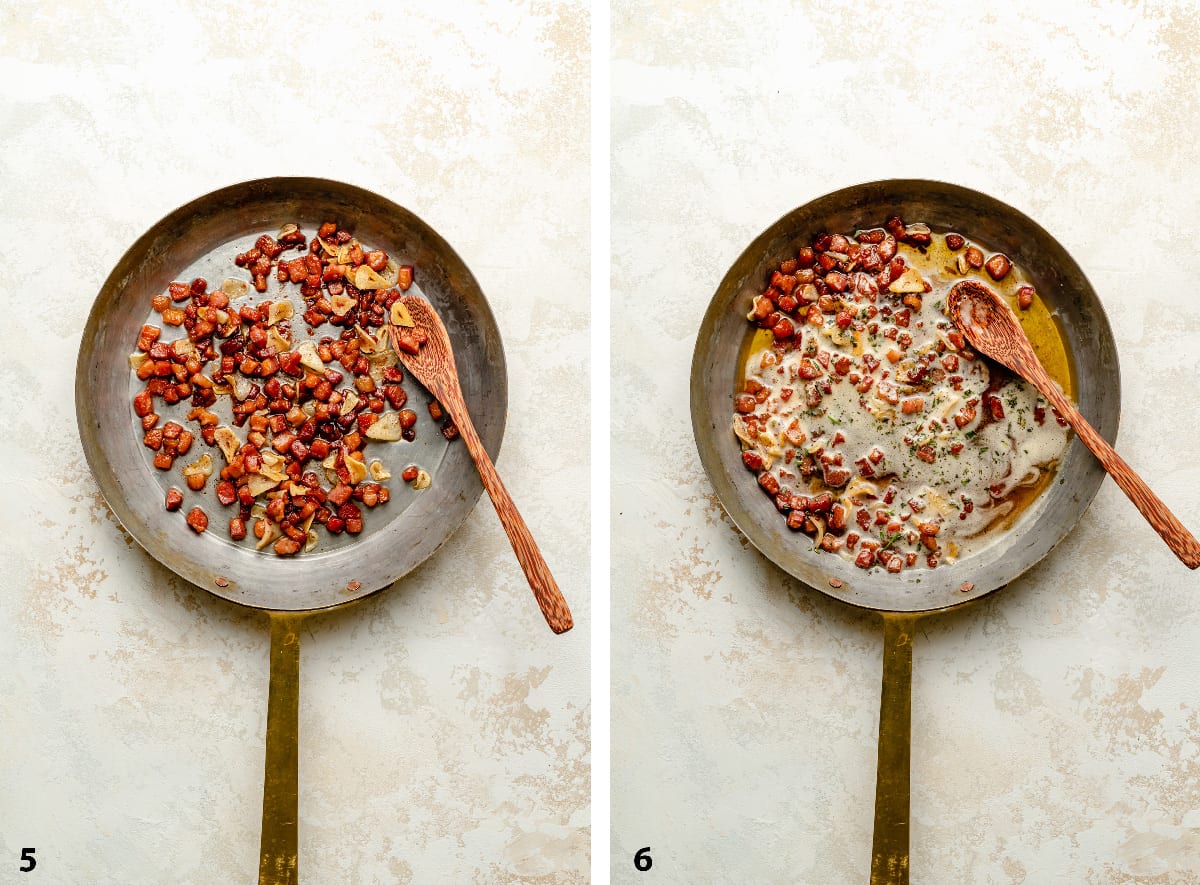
[691, 180, 1120, 884]
[75, 177, 507, 884]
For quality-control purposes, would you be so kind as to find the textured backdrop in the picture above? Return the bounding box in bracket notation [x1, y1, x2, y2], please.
[612, 2, 1200, 882]
[0, 2, 589, 882]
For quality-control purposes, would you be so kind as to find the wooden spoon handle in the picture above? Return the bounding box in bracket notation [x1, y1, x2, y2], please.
[442, 393, 573, 633]
[1036, 380, 1200, 569]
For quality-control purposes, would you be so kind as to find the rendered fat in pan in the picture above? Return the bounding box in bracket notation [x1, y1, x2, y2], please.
[690, 179, 1120, 884]
[76, 177, 508, 884]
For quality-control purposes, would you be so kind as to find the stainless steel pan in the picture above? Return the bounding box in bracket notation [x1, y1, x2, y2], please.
[691, 179, 1119, 883]
[76, 177, 507, 884]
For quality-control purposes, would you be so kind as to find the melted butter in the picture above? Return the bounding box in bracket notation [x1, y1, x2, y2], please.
[910, 238, 1073, 398]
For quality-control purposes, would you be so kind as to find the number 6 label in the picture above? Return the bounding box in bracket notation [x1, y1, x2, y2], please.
[634, 846, 652, 871]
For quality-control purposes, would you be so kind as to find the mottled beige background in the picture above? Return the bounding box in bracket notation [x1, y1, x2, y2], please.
[0, 2, 589, 882]
[612, 2, 1200, 883]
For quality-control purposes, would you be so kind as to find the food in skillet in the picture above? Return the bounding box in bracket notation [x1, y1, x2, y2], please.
[735, 217, 1072, 573]
[130, 222, 447, 555]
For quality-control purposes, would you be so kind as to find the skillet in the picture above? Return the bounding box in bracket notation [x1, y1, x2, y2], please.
[76, 177, 507, 884]
[691, 179, 1120, 883]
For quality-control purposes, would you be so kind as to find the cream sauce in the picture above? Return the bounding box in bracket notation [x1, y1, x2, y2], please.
[737, 233, 1072, 569]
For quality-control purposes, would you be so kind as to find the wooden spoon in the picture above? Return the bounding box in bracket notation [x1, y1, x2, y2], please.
[388, 295, 574, 632]
[948, 280, 1200, 569]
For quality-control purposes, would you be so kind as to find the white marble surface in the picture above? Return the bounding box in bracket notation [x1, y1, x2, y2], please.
[0, 2, 589, 882]
[612, 2, 1200, 882]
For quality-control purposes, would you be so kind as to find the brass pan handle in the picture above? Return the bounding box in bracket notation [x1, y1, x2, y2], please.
[870, 613, 915, 885]
[259, 612, 302, 885]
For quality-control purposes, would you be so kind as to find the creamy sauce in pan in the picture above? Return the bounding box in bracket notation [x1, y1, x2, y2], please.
[736, 230, 1074, 571]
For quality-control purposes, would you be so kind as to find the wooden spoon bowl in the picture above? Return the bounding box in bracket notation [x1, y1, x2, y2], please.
[948, 280, 1200, 569]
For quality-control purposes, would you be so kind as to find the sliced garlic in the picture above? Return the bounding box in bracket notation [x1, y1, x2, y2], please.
[354, 324, 381, 353]
[369, 459, 391, 481]
[221, 278, 249, 298]
[367, 346, 398, 385]
[213, 426, 241, 463]
[889, 268, 926, 294]
[267, 326, 291, 353]
[330, 294, 356, 317]
[339, 390, 360, 417]
[390, 301, 415, 327]
[295, 341, 325, 372]
[345, 451, 367, 485]
[843, 478, 879, 501]
[811, 516, 827, 550]
[255, 520, 282, 551]
[246, 474, 280, 497]
[304, 529, 319, 553]
[364, 411, 402, 441]
[413, 469, 431, 490]
[181, 453, 214, 479]
[229, 374, 254, 402]
[258, 449, 288, 481]
[352, 265, 389, 290]
[267, 300, 294, 325]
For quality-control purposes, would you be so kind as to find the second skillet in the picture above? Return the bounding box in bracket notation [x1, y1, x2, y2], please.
[691, 180, 1120, 883]
[76, 178, 507, 884]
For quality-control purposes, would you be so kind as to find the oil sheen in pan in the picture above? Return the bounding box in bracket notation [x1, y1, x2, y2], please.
[735, 229, 1077, 565]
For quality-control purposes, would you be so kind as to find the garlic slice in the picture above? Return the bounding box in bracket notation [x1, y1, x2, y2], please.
[267, 326, 291, 353]
[330, 294, 356, 317]
[369, 459, 391, 481]
[364, 412, 402, 441]
[354, 324, 380, 353]
[352, 265, 389, 290]
[295, 341, 325, 372]
[255, 520, 282, 551]
[345, 451, 367, 485]
[246, 474, 280, 497]
[221, 278, 249, 298]
[889, 268, 926, 294]
[181, 453, 214, 479]
[229, 374, 254, 402]
[267, 301, 294, 325]
[390, 301, 415, 327]
[213, 426, 241, 463]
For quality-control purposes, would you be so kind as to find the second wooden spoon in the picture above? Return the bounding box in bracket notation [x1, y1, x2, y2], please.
[948, 279, 1200, 569]
[388, 295, 574, 633]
